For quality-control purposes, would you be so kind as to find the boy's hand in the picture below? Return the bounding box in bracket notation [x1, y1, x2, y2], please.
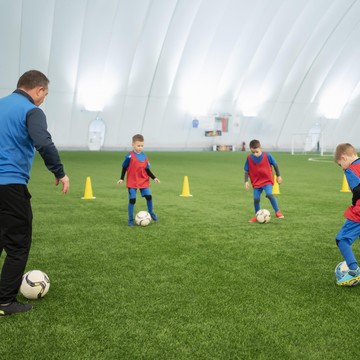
[154, 178, 161, 184]
[277, 176, 283, 184]
[245, 181, 250, 191]
[117, 179, 123, 185]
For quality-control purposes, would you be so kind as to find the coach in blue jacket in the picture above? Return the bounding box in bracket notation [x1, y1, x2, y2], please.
[0, 70, 70, 316]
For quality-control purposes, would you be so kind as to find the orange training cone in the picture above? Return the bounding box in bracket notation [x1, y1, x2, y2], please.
[81, 176, 96, 199]
[180, 176, 192, 197]
[340, 174, 351, 193]
[272, 175, 280, 195]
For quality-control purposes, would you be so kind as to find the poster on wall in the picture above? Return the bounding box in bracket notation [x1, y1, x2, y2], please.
[215, 116, 229, 133]
[213, 145, 235, 152]
[205, 130, 222, 137]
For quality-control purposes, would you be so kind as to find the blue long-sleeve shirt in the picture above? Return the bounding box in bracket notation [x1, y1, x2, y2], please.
[0, 89, 65, 184]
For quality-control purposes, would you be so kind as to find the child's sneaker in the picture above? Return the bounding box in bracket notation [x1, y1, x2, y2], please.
[128, 219, 134, 226]
[337, 267, 360, 286]
[276, 211, 284, 219]
[150, 213, 158, 221]
[249, 216, 257, 223]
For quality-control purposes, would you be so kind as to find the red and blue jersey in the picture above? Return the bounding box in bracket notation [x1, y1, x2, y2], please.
[244, 152, 276, 188]
[344, 159, 360, 222]
[122, 151, 150, 189]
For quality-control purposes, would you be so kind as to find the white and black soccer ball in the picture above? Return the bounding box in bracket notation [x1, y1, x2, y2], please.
[256, 209, 271, 224]
[135, 211, 151, 226]
[20, 270, 50, 299]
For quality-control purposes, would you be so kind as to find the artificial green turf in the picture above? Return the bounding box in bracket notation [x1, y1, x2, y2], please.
[1, 151, 359, 359]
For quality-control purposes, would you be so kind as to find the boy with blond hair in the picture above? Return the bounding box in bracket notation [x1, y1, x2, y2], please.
[244, 139, 284, 222]
[334, 143, 360, 286]
[117, 134, 160, 226]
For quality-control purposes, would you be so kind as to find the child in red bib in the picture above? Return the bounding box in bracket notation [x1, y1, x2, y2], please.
[334, 143, 360, 286]
[244, 139, 284, 222]
[117, 134, 160, 226]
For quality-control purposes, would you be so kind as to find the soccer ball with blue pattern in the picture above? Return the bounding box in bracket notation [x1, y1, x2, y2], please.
[335, 261, 349, 282]
[334, 261, 360, 286]
[335, 261, 360, 286]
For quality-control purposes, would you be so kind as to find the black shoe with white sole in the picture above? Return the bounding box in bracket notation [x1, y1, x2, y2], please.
[0, 301, 32, 316]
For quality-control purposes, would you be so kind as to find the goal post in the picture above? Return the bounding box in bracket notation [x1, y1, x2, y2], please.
[291, 132, 325, 155]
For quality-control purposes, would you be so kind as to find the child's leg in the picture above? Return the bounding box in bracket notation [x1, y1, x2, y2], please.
[128, 188, 137, 222]
[253, 188, 262, 213]
[145, 195, 153, 213]
[128, 200, 135, 220]
[141, 188, 158, 220]
[336, 220, 360, 270]
[264, 185, 279, 212]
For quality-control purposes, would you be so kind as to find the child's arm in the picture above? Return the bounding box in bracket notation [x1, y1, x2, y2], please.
[268, 154, 283, 184]
[117, 154, 131, 185]
[244, 171, 250, 191]
[346, 169, 360, 205]
[273, 163, 282, 184]
[352, 184, 360, 205]
[146, 168, 160, 183]
[117, 167, 127, 185]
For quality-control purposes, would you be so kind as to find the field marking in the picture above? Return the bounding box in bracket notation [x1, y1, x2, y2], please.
[308, 156, 333, 163]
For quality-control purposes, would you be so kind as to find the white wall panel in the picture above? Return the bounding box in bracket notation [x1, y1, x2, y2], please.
[0, 0, 22, 89]
[48, 0, 87, 92]
[1, 0, 360, 150]
[20, 0, 55, 74]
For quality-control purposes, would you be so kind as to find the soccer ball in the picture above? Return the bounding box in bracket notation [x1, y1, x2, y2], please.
[256, 209, 271, 224]
[135, 211, 151, 226]
[335, 261, 350, 281]
[334, 261, 359, 286]
[335, 261, 349, 281]
[20, 270, 50, 299]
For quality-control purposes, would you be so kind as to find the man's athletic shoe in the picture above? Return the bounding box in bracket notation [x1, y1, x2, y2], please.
[249, 216, 257, 223]
[150, 213, 158, 221]
[128, 219, 134, 226]
[276, 211, 284, 219]
[0, 301, 32, 316]
[337, 267, 360, 286]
